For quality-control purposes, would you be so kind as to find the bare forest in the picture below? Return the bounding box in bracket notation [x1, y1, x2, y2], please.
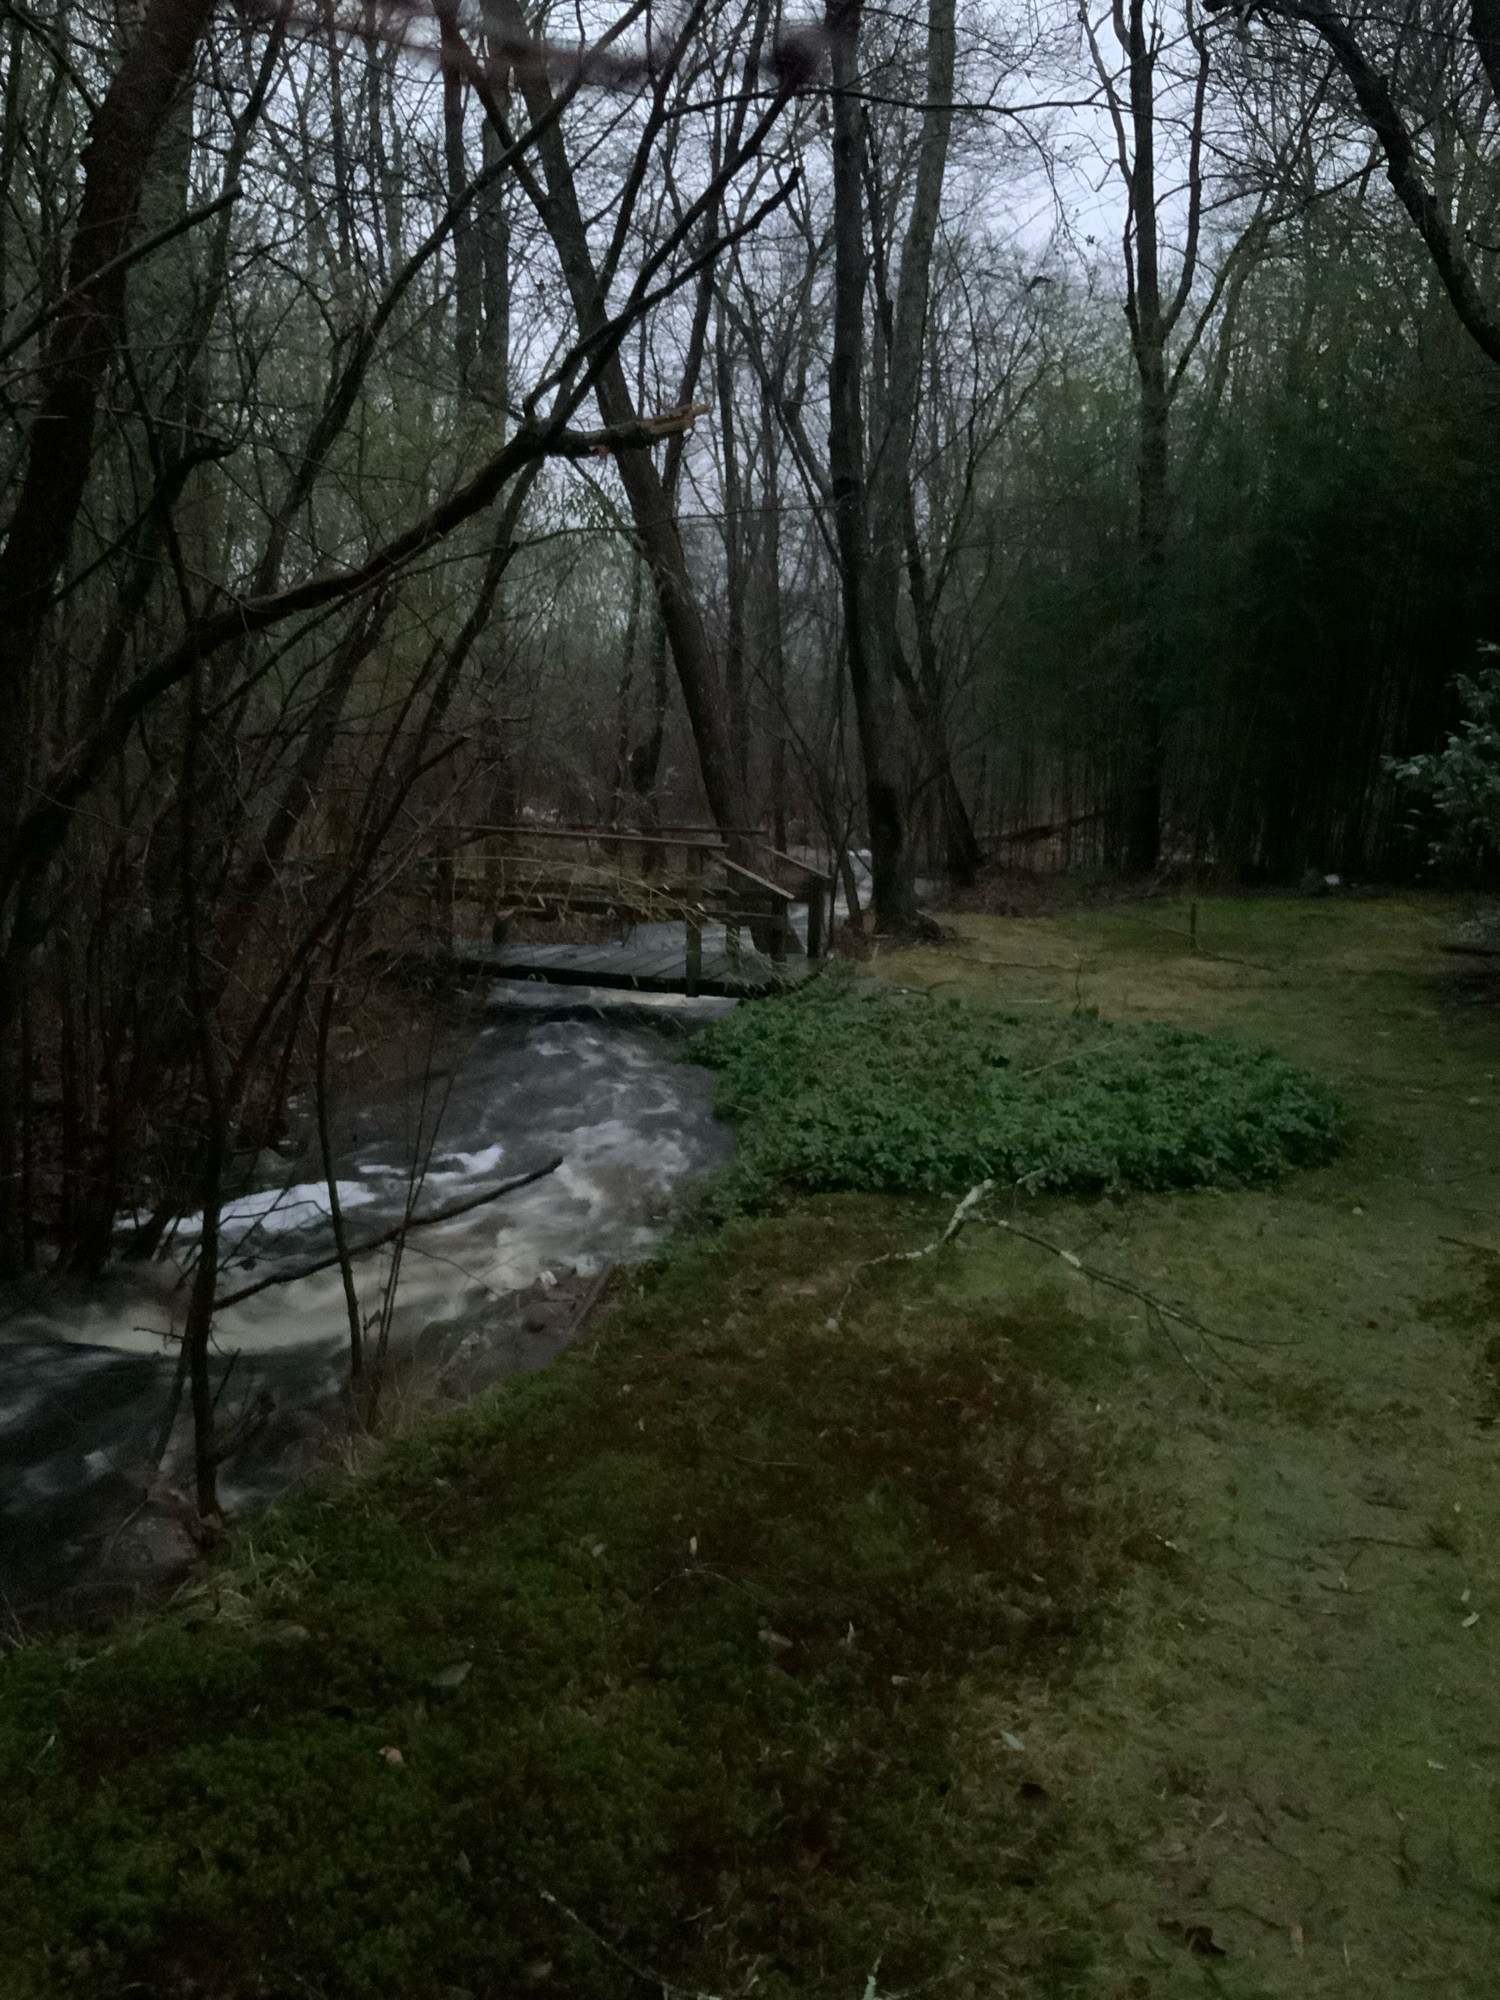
[1, 0, 1498, 1468]
[3, 0, 1496, 1167]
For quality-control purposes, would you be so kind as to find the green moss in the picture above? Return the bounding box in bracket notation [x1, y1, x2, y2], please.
[0, 1207, 1133, 1999]
[689, 963, 1342, 1214]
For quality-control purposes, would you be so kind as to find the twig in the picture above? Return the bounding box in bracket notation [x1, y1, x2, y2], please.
[365, 1018, 458, 1420]
[1019, 1048, 1098, 1078]
[1219, 1567, 1301, 1614]
[213, 1158, 562, 1308]
[649, 1561, 773, 1609]
[0, 1590, 28, 1651]
[987, 1215, 1241, 1385]
[150, 1317, 189, 1467]
[537, 1886, 725, 1999]
[1130, 915, 1280, 974]
[401, 1243, 514, 1302]
[567, 1261, 617, 1336]
[211, 1389, 275, 1467]
[1144, 1299, 1219, 1393]
[986, 1215, 1276, 1355]
[1325, 1534, 1427, 1550]
[313, 945, 364, 1379]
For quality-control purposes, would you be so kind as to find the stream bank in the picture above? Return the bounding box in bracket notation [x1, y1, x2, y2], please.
[0, 991, 734, 1616]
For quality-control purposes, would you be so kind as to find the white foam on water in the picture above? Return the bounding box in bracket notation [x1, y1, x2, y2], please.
[175, 1180, 378, 1242]
[435, 1143, 506, 1175]
[2, 1019, 733, 1364]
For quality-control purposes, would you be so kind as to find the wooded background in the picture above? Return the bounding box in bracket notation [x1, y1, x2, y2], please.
[2, 0, 1499, 1335]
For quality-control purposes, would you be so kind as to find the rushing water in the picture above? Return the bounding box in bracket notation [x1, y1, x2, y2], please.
[0, 994, 736, 1613]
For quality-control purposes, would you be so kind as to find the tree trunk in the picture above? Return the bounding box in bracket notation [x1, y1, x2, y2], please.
[180, 650, 222, 1520]
[437, 0, 481, 373]
[0, 985, 23, 1274]
[1127, 353, 1170, 874]
[827, 0, 919, 931]
[320, 0, 356, 275]
[758, 382, 788, 848]
[0, 0, 216, 793]
[485, 0, 752, 840]
[834, 0, 956, 930]
[182, 1168, 223, 1519]
[716, 300, 750, 784]
[0, 6, 27, 340]
[613, 544, 645, 820]
[1474, 0, 1500, 99]
[0, 0, 215, 1271]
[903, 488, 981, 884]
[477, 60, 511, 407]
[1121, 0, 1170, 875]
[628, 614, 670, 827]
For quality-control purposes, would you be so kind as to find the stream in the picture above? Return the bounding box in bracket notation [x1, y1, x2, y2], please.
[0, 991, 736, 1616]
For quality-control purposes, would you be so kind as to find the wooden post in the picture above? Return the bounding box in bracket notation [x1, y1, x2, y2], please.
[806, 879, 824, 960]
[685, 844, 703, 997]
[484, 831, 512, 948]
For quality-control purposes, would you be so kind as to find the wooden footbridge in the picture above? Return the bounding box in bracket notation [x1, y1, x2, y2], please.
[423, 823, 833, 999]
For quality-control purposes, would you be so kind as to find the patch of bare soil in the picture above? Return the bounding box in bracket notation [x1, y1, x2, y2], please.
[827, 918, 879, 960]
[942, 865, 1059, 918]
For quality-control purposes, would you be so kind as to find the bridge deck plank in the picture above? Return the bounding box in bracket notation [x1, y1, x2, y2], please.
[452, 932, 818, 999]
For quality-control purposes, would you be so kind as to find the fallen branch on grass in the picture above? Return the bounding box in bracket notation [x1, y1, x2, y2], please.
[213, 1157, 563, 1310]
[826, 1179, 1270, 1392]
[987, 1216, 1250, 1387]
[986, 1215, 1268, 1348]
[827, 1180, 995, 1328]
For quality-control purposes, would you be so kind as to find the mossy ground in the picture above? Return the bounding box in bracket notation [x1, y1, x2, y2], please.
[2, 893, 1498, 1997]
[881, 893, 1500, 1996]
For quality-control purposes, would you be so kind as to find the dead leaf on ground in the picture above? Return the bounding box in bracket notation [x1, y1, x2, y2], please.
[1159, 1918, 1227, 1957]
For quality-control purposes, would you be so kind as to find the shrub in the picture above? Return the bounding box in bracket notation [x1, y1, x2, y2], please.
[689, 967, 1342, 1214]
[1389, 655, 1500, 867]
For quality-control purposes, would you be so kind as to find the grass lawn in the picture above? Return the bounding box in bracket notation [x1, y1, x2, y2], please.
[2, 892, 1497, 1997]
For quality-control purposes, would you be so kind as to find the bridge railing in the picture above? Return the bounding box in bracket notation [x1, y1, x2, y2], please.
[432, 824, 832, 988]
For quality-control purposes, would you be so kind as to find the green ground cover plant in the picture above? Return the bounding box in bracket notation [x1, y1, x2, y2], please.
[689, 964, 1343, 1213]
